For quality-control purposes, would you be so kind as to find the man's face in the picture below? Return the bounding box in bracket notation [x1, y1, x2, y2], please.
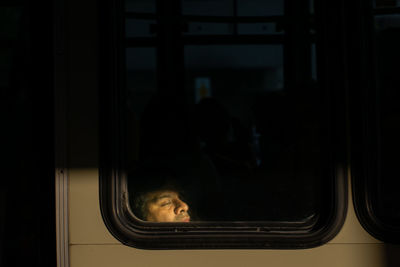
[145, 190, 190, 222]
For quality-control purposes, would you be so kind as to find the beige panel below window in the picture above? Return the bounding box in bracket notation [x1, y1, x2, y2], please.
[69, 243, 400, 267]
[69, 169, 119, 245]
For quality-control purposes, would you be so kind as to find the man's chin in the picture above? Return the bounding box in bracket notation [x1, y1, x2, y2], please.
[177, 216, 190, 222]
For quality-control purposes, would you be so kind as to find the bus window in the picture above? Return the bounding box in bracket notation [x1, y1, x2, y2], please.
[100, 0, 347, 249]
[351, 0, 400, 243]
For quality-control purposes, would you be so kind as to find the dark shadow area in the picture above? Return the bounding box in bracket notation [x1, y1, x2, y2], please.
[374, 27, 400, 227]
[350, 18, 400, 245]
[348, 2, 400, 264]
[1, 1, 55, 266]
[384, 245, 400, 267]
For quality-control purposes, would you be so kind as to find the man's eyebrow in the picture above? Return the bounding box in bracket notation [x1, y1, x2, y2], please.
[152, 193, 174, 202]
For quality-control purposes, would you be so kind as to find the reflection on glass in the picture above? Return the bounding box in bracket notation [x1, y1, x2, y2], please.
[238, 23, 284, 35]
[125, 47, 157, 166]
[125, 0, 156, 13]
[125, 19, 157, 38]
[374, 14, 400, 31]
[181, 0, 234, 16]
[309, 0, 315, 14]
[237, 0, 284, 16]
[129, 173, 191, 222]
[311, 44, 317, 81]
[373, 0, 400, 8]
[184, 22, 234, 35]
[184, 45, 284, 70]
[125, 47, 157, 115]
[181, 0, 285, 17]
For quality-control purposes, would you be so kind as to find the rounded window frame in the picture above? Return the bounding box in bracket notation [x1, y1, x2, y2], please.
[98, 0, 348, 250]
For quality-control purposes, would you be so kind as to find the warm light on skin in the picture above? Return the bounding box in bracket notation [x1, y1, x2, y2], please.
[145, 190, 190, 222]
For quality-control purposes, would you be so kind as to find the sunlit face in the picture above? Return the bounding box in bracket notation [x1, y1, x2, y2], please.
[145, 190, 190, 222]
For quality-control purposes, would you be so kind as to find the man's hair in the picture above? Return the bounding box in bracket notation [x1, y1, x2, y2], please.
[128, 167, 180, 220]
[132, 190, 151, 220]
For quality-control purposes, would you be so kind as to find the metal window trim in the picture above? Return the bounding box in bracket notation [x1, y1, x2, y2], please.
[55, 0, 70, 265]
[55, 169, 70, 267]
[99, 163, 348, 249]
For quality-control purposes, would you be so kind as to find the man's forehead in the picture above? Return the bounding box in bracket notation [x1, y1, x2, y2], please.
[147, 190, 179, 201]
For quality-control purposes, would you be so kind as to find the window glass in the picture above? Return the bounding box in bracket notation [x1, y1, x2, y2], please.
[351, 3, 400, 243]
[374, 0, 400, 8]
[125, 47, 157, 115]
[372, 13, 400, 225]
[309, 0, 315, 14]
[125, 19, 157, 38]
[185, 45, 283, 70]
[182, 45, 320, 221]
[183, 22, 234, 35]
[125, 0, 156, 13]
[375, 14, 400, 30]
[311, 44, 318, 82]
[182, 0, 285, 17]
[182, 0, 234, 16]
[124, 43, 324, 222]
[238, 23, 284, 35]
[237, 0, 284, 16]
[183, 23, 285, 36]
[125, 47, 157, 165]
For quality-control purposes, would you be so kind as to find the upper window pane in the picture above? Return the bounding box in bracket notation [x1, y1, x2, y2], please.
[237, 0, 284, 16]
[183, 23, 285, 36]
[125, 47, 157, 114]
[125, 19, 157, 37]
[185, 45, 283, 70]
[352, 5, 400, 243]
[237, 23, 284, 35]
[125, 0, 156, 13]
[182, 0, 234, 16]
[374, 0, 400, 8]
[125, 47, 157, 165]
[309, 0, 315, 14]
[182, 0, 284, 17]
[372, 13, 400, 225]
[375, 14, 400, 31]
[183, 22, 234, 35]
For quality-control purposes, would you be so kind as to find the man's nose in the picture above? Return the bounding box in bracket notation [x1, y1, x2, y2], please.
[174, 199, 189, 214]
